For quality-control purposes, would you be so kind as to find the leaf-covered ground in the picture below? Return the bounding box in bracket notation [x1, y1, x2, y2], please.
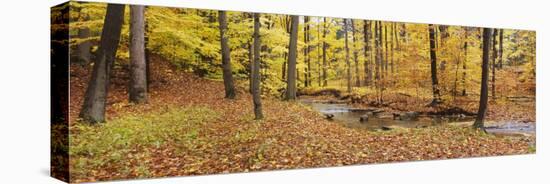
[68, 56, 533, 182]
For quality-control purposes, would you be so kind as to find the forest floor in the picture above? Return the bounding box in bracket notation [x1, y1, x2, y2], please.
[68, 56, 534, 182]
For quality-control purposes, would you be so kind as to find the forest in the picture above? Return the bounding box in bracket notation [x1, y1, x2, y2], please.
[51, 2, 535, 182]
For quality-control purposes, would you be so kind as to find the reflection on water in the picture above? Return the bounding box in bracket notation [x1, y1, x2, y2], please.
[485, 122, 536, 135]
[300, 99, 461, 130]
[300, 98, 535, 136]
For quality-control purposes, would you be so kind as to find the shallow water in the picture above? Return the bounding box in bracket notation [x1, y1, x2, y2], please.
[300, 99, 469, 130]
[300, 98, 535, 136]
[485, 122, 536, 135]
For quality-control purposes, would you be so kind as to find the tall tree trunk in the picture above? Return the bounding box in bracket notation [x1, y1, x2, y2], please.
[428, 24, 442, 105]
[384, 24, 388, 76]
[378, 22, 383, 81]
[351, 20, 360, 87]
[393, 23, 399, 77]
[390, 23, 394, 75]
[394, 23, 400, 49]
[77, 27, 92, 65]
[344, 19, 352, 93]
[363, 20, 371, 86]
[218, 10, 236, 99]
[473, 28, 493, 131]
[491, 29, 497, 99]
[249, 42, 254, 94]
[462, 28, 468, 96]
[285, 15, 299, 100]
[439, 25, 449, 74]
[304, 16, 310, 87]
[498, 28, 504, 69]
[79, 4, 125, 123]
[322, 17, 328, 87]
[252, 13, 263, 119]
[378, 22, 384, 102]
[452, 47, 460, 100]
[129, 5, 148, 103]
[282, 15, 291, 83]
[374, 21, 382, 103]
[317, 21, 322, 87]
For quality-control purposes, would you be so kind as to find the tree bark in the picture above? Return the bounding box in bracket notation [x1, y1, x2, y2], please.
[363, 20, 371, 86]
[285, 15, 299, 100]
[498, 28, 504, 69]
[462, 28, 468, 96]
[473, 28, 493, 131]
[304, 16, 311, 87]
[350, 20, 360, 87]
[317, 20, 322, 87]
[374, 21, 382, 103]
[252, 13, 263, 119]
[129, 5, 148, 104]
[344, 19, 352, 93]
[322, 17, 328, 87]
[249, 41, 254, 94]
[79, 4, 125, 123]
[428, 24, 442, 105]
[77, 27, 92, 65]
[491, 29, 497, 99]
[384, 24, 388, 76]
[282, 15, 291, 82]
[218, 10, 236, 99]
[390, 23, 394, 75]
[393, 23, 399, 77]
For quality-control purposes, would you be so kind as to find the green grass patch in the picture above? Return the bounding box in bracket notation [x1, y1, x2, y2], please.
[528, 145, 536, 153]
[69, 106, 219, 179]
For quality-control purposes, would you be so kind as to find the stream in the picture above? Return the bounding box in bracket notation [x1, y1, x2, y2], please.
[299, 98, 536, 137]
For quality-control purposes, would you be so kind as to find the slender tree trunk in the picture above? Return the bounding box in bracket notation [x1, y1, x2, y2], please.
[252, 13, 263, 119]
[491, 29, 497, 99]
[351, 20, 360, 87]
[249, 42, 254, 94]
[363, 20, 371, 86]
[390, 23, 394, 75]
[378, 22, 383, 81]
[400, 23, 407, 43]
[79, 4, 125, 123]
[285, 15, 299, 100]
[282, 15, 290, 83]
[218, 10, 236, 99]
[498, 28, 504, 69]
[378, 22, 384, 102]
[462, 28, 468, 96]
[77, 27, 91, 64]
[317, 21, 322, 87]
[129, 5, 148, 103]
[452, 49, 460, 100]
[473, 28, 493, 131]
[304, 16, 310, 87]
[428, 24, 442, 105]
[344, 19, 352, 93]
[394, 23, 400, 49]
[384, 24, 388, 76]
[393, 23, 399, 77]
[374, 21, 382, 103]
[322, 17, 328, 87]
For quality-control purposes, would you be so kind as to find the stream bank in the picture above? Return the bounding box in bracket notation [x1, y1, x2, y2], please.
[299, 96, 536, 141]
